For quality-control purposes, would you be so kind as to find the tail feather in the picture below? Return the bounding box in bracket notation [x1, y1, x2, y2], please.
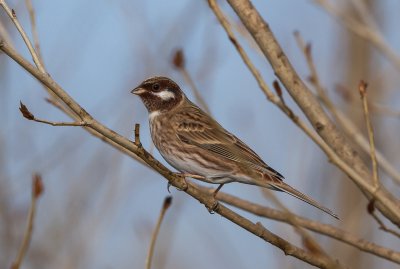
[269, 181, 339, 219]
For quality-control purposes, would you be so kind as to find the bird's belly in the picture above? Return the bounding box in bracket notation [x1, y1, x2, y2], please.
[160, 151, 215, 175]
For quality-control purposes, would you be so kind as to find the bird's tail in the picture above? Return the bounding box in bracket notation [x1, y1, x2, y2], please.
[261, 180, 339, 219]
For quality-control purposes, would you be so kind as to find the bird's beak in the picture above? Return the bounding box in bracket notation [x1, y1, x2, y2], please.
[131, 87, 146, 95]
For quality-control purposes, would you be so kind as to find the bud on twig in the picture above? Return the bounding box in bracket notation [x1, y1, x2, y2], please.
[32, 173, 44, 198]
[19, 101, 35, 120]
[172, 49, 185, 69]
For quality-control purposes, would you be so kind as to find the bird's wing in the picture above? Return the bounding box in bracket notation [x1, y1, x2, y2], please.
[174, 104, 283, 180]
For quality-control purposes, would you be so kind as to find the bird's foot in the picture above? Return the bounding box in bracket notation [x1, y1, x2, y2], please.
[167, 182, 172, 193]
[207, 200, 220, 214]
[173, 173, 190, 191]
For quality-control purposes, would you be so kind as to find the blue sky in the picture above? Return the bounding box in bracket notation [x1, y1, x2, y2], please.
[1, 0, 400, 268]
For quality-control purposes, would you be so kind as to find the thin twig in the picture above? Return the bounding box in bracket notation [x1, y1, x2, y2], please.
[371, 103, 400, 118]
[145, 196, 173, 269]
[11, 174, 44, 269]
[314, 0, 400, 71]
[371, 213, 400, 239]
[19, 101, 87, 126]
[25, 0, 42, 65]
[172, 49, 211, 114]
[0, 0, 44, 71]
[0, 21, 14, 47]
[294, 32, 400, 186]
[0, 0, 147, 166]
[359, 81, 380, 188]
[368, 200, 400, 239]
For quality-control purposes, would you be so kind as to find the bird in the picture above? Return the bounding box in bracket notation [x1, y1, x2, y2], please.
[131, 76, 338, 219]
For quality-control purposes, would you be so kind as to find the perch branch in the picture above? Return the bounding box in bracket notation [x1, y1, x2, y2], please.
[0, 40, 341, 269]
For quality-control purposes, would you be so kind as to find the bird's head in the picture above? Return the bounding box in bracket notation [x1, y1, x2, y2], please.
[131, 76, 185, 113]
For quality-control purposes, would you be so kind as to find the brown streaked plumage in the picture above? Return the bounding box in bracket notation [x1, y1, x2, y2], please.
[131, 76, 338, 219]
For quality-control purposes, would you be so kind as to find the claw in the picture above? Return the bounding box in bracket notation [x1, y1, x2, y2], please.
[207, 200, 220, 214]
[167, 182, 172, 193]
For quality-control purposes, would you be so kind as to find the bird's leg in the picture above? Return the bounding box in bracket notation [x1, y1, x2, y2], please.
[207, 184, 224, 214]
[213, 184, 224, 198]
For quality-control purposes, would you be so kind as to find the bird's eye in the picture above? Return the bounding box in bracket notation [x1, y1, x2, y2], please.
[152, 83, 160, 91]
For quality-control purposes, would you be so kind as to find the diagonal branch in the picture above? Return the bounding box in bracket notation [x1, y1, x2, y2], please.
[0, 40, 339, 269]
[225, 0, 400, 227]
[215, 190, 400, 264]
[294, 32, 400, 186]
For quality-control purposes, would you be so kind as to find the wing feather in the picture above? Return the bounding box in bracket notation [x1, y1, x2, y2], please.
[174, 103, 283, 180]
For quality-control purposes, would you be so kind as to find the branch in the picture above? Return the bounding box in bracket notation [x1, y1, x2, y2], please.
[145, 196, 172, 269]
[358, 81, 380, 188]
[11, 174, 44, 269]
[19, 102, 87, 126]
[215, 190, 400, 264]
[25, 0, 42, 65]
[314, 0, 400, 71]
[0, 40, 338, 269]
[225, 0, 400, 227]
[0, 0, 44, 72]
[172, 49, 211, 114]
[294, 32, 400, 186]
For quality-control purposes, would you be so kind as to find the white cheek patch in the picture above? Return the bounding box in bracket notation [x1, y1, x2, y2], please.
[153, 89, 175, 101]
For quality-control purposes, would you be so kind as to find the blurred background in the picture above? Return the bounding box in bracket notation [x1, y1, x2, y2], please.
[1, 0, 400, 268]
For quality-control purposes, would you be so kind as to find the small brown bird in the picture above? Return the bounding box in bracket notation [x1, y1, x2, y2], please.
[132, 76, 338, 219]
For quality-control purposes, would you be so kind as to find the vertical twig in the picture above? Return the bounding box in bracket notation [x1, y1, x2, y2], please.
[25, 0, 42, 65]
[11, 174, 44, 269]
[172, 49, 211, 114]
[359, 81, 379, 188]
[294, 31, 400, 185]
[134, 123, 141, 146]
[0, 0, 44, 72]
[145, 196, 173, 269]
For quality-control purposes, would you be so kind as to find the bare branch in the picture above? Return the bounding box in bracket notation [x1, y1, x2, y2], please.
[0, 0, 44, 72]
[25, 0, 42, 64]
[11, 174, 44, 269]
[294, 32, 400, 186]
[19, 102, 87, 127]
[314, 0, 400, 71]
[215, 190, 400, 264]
[359, 81, 380, 188]
[0, 40, 339, 269]
[225, 0, 400, 226]
[145, 196, 173, 269]
[172, 49, 211, 114]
